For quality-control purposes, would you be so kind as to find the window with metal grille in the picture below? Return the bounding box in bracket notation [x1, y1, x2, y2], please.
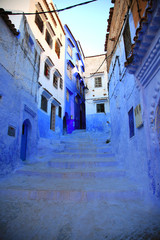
[44, 62, 50, 79]
[95, 77, 102, 88]
[41, 95, 48, 112]
[45, 29, 52, 48]
[53, 74, 58, 89]
[58, 106, 62, 118]
[128, 107, 135, 138]
[35, 11, 44, 33]
[97, 104, 105, 113]
[123, 18, 132, 59]
[55, 40, 60, 58]
[60, 78, 63, 89]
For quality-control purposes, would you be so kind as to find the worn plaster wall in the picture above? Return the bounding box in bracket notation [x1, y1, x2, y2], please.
[107, 0, 160, 198]
[85, 55, 110, 135]
[0, 16, 40, 175]
[64, 25, 86, 133]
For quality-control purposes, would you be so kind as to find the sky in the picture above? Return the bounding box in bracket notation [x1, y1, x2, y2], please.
[53, 0, 113, 57]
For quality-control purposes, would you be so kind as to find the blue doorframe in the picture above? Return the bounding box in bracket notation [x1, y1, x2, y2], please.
[20, 120, 30, 160]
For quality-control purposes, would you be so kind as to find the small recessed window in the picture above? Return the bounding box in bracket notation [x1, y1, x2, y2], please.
[76, 78, 80, 90]
[35, 11, 44, 33]
[123, 18, 132, 59]
[45, 29, 52, 48]
[66, 90, 69, 102]
[60, 78, 63, 90]
[67, 45, 72, 57]
[58, 106, 62, 118]
[75, 96, 78, 104]
[53, 74, 58, 89]
[97, 103, 105, 113]
[41, 95, 48, 112]
[55, 40, 60, 58]
[44, 62, 50, 79]
[95, 77, 102, 88]
[67, 63, 73, 80]
[128, 107, 135, 138]
[28, 35, 34, 51]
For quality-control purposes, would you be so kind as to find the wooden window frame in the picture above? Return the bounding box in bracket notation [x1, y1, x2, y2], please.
[55, 40, 60, 59]
[44, 62, 50, 79]
[35, 11, 44, 33]
[53, 73, 58, 89]
[45, 29, 52, 48]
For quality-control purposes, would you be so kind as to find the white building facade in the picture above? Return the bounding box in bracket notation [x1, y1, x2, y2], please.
[85, 54, 110, 136]
[1, 0, 66, 138]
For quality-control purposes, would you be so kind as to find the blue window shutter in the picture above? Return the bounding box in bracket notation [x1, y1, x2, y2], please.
[128, 107, 134, 138]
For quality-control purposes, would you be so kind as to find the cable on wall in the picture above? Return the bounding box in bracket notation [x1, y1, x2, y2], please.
[0, 0, 97, 15]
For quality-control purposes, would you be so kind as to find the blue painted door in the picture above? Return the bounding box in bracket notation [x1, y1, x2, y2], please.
[20, 122, 28, 160]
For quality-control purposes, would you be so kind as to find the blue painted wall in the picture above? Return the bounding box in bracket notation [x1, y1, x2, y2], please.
[108, 1, 160, 198]
[64, 25, 86, 134]
[0, 16, 40, 175]
[38, 109, 63, 138]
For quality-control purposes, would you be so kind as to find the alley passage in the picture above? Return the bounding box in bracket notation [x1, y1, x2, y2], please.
[0, 130, 160, 240]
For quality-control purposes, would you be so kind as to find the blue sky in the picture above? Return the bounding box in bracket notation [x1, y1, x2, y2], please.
[53, 0, 113, 57]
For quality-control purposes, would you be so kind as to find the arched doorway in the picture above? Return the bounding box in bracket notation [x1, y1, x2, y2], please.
[20, 119, 31, 160]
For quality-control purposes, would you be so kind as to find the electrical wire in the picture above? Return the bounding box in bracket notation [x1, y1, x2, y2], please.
[85, 53, 113, 79]
[1, 0, 97, 15]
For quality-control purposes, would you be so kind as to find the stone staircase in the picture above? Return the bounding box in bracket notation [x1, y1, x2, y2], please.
[0, 130, 160, 240]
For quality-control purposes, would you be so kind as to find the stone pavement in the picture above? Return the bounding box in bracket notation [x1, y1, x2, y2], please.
[0, 130, 160, 240]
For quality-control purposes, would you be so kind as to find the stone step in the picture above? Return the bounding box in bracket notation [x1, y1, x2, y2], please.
[15, 169, 126, 179]
[48, 152, 115, 159]
[63, 146, 112, 153]
[47, 160, 118, 169]
[0, 174, 142, 202]
[0, 188, 142, 203]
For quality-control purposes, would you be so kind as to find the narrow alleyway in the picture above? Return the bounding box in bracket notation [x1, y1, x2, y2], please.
[0, 130, 160, 240]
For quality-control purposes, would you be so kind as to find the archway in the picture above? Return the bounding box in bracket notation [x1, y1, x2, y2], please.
[20, 119, 31, 160]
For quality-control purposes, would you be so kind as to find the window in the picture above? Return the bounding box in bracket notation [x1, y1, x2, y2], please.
[123, 18, 132, 59]
[97, 104, 105, 113]
[35, 11, 44, 33]
[45, 29, 52, 48]
[60, 78, 63, 90]
[67, 63, 73, 80]
[128, 107, 135, 138]
[53, 74, 58, 89]
[41, 95, 48, 112]
[67, 45, 72, 57]
[76, 59, 79, 70]
[44, 62, 50, 79]
[66, 90, 69, 102]
[28, 35, 34, 52]
[80, 85, 83, 95]
[75, 96, 78, 104]
[76, 78, 80, 90]
[58, 106, 62, 118]
[50, 105, 56, 131]
[55, 40, 60, 58]
[95, 77, 102, 88]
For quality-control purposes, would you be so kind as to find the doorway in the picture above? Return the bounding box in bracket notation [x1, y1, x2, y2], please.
[20, 119, 31, 161]
[50, 105, 56, 131]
